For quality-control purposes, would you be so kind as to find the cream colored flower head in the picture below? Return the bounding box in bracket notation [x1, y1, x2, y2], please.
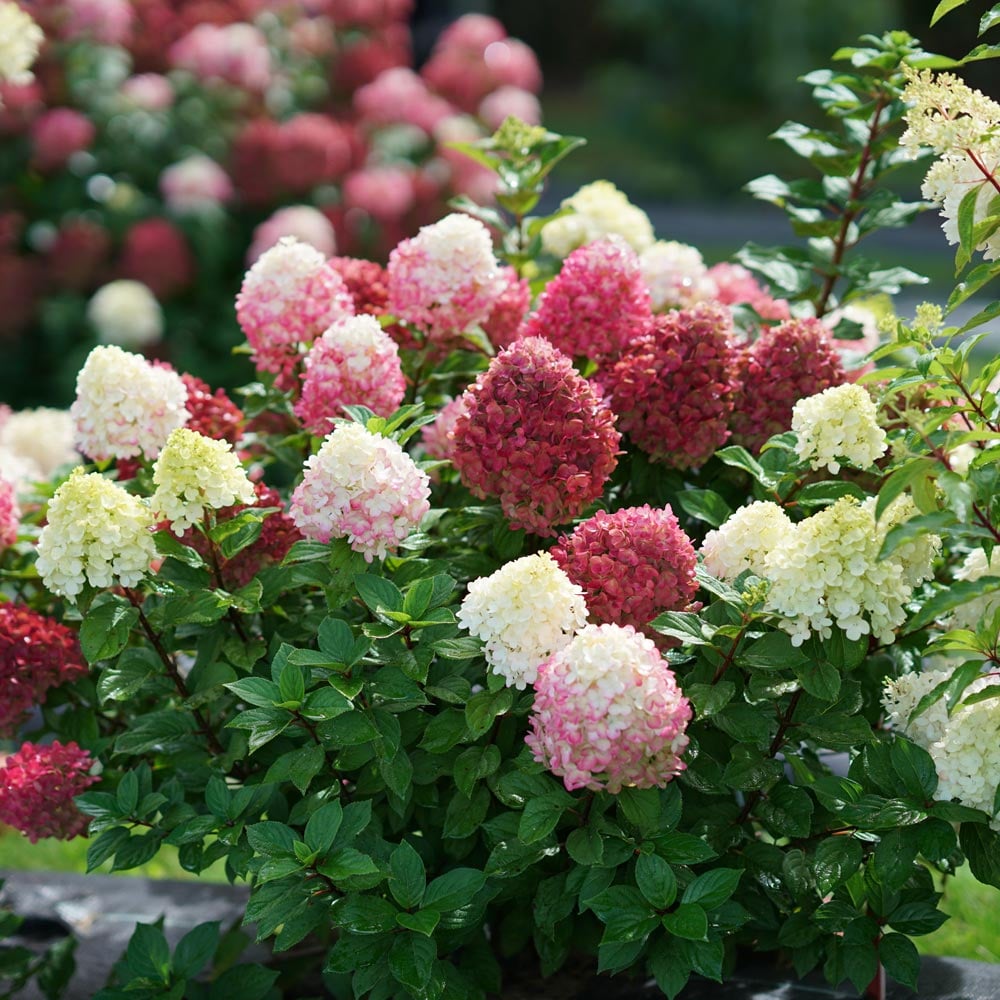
[87, 280, 164, 349]
[457, 552, 588, 690]
[700, 501, 792, 582]
[152, 428, 255, 535]
[0, 3, 43, 89]
[792, 383, 887, 474]
[36, 468, 156, 598]
[541, 180, 655, 258]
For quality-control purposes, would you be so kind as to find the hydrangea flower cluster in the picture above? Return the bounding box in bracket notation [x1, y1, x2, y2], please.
[0, 2, 43, 87]
[0, 605, 87, 736]
[540, 180, 655, 258]
[420, 395, 468, 462]
[0, 741, 97, 843]
[450, 337, 621, 535]
[87, 280, 164, 349]
[551, 505, 697, 638]
[235, 237, 355, 385]
[595, 303, 737, 468]
[639, 240, 717, 311]
[295, 315, 406, 435]
[0, 474, 18, 549]
[729, 318, 845, 453]
[700, 501, 793, 581]
[386, 213, 502, 342]
[248, 205, 337, 263]
[883, 668, 1000, 827]
[290, 423, 430, 562]
[950, 546, 1000, 634]
[521, 238, 651, 358]
[71, 346, 189, 461]
[179, 373, 244, 445]
[457, 553, 588, 689]
[159, 154, 234, 215]
[36, 468, 156, 598]
[867, 495, 941, 590]
[526, 623, 692, 793]
[482, 266, 531, 350]
[792, 383, 887, 474]
[0, 407, 77, 479]
[152, 428, 256, 535]
[707, 263, 791, 323]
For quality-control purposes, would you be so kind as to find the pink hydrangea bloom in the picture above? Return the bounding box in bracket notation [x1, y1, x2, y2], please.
[729, 317, 846, 453]
[450, 337, 621, 536]
[235, 237, 354, 386]
[706, 263, 790, 323]
[290, 422, 430, 561]
[343, 165, 416, 222]
[483, 265, 530, 350]
[169, 23, 271, 92]
[30, 109, 95, 172]
[551, 505, 697, 639]
[295, 314, 406, 435]
[387, 213, 501, 343]
[353, 67, 453, 133]
[247, 206, 337, 264]
[160, 155, 233, 214]
[521, 237, 651, 359]
[478, 85, 541, 130]
[526, 623, 692, 793]
[595, 303, 738, 468]
[420, 395, 468, 461]
[0, 741, 97, 842]
[120, 73, 174, 110]
[0, 475, 18, 550]
[0, 605, 87, 737]
[275, 114, 353, 193]
[62, 0, 133, 45]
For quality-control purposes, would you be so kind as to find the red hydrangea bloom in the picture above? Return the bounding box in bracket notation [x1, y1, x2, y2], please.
[595, 303, 738, 469]
[0, 741, 97, 842]
[275, 114, 353, 193]
[521, 238, 651, 360]
[707, 262, 790, 323]
[483, 265, 531, 350]
[328, 256, 389, 315]
[30, 109, 95, 172]
[230, 119, 285, 205]
[119, 218, 194, 299]
[333, 23, 411, 90]
[180, 373, 243, 444]
[551, 505, 697, 638]
[450, 336, 621, 536]
[0, 605, 87, 736]
[729, 317, 846, 453]
[0, 476, 18, 551]
[47, 219, 111, 292]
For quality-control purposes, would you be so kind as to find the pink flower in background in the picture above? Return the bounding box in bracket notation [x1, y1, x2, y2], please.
[343, 165, 416, 222]
[707, 262, 791, 323]
[522, 237, 651, 359]
[247, 205, 337, 263]
[482, 266, 530, 350]
[30, 108, 95, 171]
[62, 0, 133, 44]
[551, 505, 698, 640]
[420, 394, 467, 462]
[0, 741, 97, 842]
[0, 81, 43, 135]
[0, 605, 87, 737]
[275, 113, 353, 192]
[450, 337, 621, 536]
[169, 23, 271, 92]
[333, 22, 411, 90]
[119, 218, 194, 299]
[231, 119, 285, 205]
[0, 475, 18, 550]
[596, 303, 738, 468]
[729, 317, 846, 453]
[327, 0, 412, 27]
[478, 85, 541, 130]
[436, 12, 507, 51]
[353, 67, 453, 133]
[160, 154, 233, 213]
[47, 218, 111, 292]
[434, 114, 496, 203]
[236, 237, 354, 384]
[526, 623, 692, 793]
[120, 73, 174, 110]
[295, 314, 405, 435]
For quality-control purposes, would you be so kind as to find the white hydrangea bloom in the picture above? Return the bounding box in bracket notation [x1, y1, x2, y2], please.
[921, 148, 1000, 260]
[639, 240, 717, 311]
[700, 501, 792, 581]
[0, 447, 42, 495]
[151, 428, 255, 535]
[36, 468, 156, 598]
[457, 552, 588, 690]
[864, 494, 940, 589]
[0, 407, 78, 478]
[792, 383, 887, 474]
[950, 546, 1000, 634]
[71, 345, 188, 461]
[541, 181, 655, 258]
[884, 668, 1000, 828]
[0, 2, 43, 87]
[87, 280, 164, 349]
[949, 443, 978, 477]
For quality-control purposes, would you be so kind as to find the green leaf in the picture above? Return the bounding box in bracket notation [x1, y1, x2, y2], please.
[649, 611, 712, 646]
[981, 3, 1000, 34]
[675, 489, 732, 528]
[264, 743, 325, 795]
[880, 510, 956, 560]
[422, 869, 486, 912]
[932, 0, 970, 24]
[465, 687, 514, 738]
[396, 910, 440, 937]
[225, 677, 281, 708]
[389, 840, 426, 910]
[656, 833, 717, 865]
[116, 770, 138, 816]
[682, 868, 742, 908]
[794, 658, 841, 701]
[356, 574, 404, 615]
[565, 826, 604, 866]
[959, 823, 1000, 888]
[86, 827, 130, 872]
[210, 965, 279, 1000]
[226, 707, 291, 753]
[648, 937, 691, 999]
[97, 649, 159, 704]
[210, 509, 267, 560]
[332, 896, 399, 935]
[317, 848, 380, 882]
[887, 900, 949, 935]
[813, 837, 863, 894]
[434, 637, 484, 660]
[173, 921, 220, 979]
[874, 828, 919, 890]
[125, 923, 171, 984]
[890, 738, 938, 800]
[905, 576, 1000, 633]
[247, 821, 296, 858]
[452, 745, 501, 797]
[879, 933, 920, 991]
[388, 933, 436, 993]
[617, 787, 662, 836]
[79, 596, 138, 664]
[662, 903, 708, 941]
[636, 854, 677, 910]
[740, 631, 809, 671]
[757, 784, 814, 839]
[518, 793, 570, 844]
[305, 801, 344, 855]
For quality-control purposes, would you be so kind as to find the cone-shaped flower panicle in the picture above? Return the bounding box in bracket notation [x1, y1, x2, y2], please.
[0, 605, 87, 737]
[595, 303, 737, 469]
[387, 213, 501, 342]
[540, 180, 654, 258]
[700, 501, 792, 582]
[290, 422, 430, 562]
[482, 265, 531, 350]
[450, 337, 621, 536]
[457, 552, 588, 690]
[0, 741, 98, 842]
[87, 280, 163, 349]
[71, 345, 188, 461]
[235, 237, 354, 384]
[36, 468, 156, 598]
[640, 240, 717, 312]
[522, 237, 651, 359]
[730, 318, 845, 453]
[152, 428, 256, 535]
[0, 2, 43, 86]
[526, 623, 692, 793]
[551, 505, 697, 638]
[792, 383, 887, 474]
[295, 315, 406, 435]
